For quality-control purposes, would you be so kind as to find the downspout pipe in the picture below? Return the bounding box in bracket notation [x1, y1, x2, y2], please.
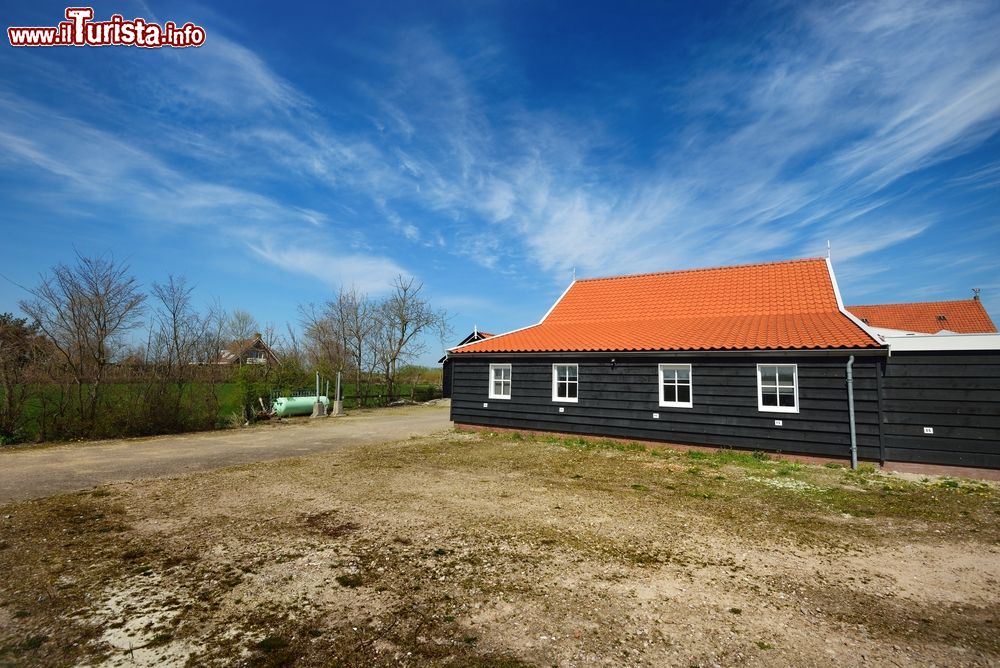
[846, 355, 858, 470]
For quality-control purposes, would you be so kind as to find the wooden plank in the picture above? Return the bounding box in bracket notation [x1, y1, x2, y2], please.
[880, 376, 1000, 390]
[882, 434, 1000, 455]
[456, 414, 881, 460]
[883, 446, 1000, 469]
[452, 408, 880, 446]
[881, 422, 1000, 441]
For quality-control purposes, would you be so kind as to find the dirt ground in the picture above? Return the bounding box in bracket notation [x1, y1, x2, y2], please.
[0, 405, 451, 503]
[1, 423, 998, 667]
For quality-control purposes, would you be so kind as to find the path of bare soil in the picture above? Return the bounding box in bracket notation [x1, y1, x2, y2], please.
[0, 405, 452, 503]
[1, 421, 998, 667]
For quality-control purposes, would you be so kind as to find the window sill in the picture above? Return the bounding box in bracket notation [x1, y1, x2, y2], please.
[757, 405, 799, 414]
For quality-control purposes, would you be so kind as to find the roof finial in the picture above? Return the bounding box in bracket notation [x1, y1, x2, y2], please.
[473, 324, 478, 336]
[572, 267, 577, 281]
[826, 240, 831, 259]
[973, 288, 981, 302]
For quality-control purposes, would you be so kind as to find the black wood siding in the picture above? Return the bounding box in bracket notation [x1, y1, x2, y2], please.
[880, 351, 1000, 469]
[450, 355, 882, 461]
[442, 360, 453, 399]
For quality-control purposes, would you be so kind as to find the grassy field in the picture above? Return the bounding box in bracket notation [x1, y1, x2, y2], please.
[1, 429, 997, 666]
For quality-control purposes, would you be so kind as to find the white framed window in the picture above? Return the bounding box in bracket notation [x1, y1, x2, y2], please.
[552, 363, 579, 403]
[658, 364, 693, 408]
[489, 363, 512, 399]
[757, 364, 798, 413]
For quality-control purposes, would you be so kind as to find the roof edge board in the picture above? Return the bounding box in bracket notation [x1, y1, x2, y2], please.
[826, 257, 885, 348]
[446, 279, 577, 354]
[449, 348, 889, 358]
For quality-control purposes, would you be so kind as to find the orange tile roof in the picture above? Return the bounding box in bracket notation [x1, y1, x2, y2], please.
[453, 258, 881, 354]
[847, 300, 997, 334]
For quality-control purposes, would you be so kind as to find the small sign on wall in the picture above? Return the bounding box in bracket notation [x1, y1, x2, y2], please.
[774, 419, 783, 426]
[923, 427, 934, 435]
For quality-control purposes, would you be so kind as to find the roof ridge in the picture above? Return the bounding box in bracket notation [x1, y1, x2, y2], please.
[575, 256, 825, 283]
[848, 299, 982, 309]
[548, 309, 847, 322]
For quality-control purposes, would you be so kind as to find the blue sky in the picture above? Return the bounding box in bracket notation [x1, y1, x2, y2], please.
[1, 0, 999, 364]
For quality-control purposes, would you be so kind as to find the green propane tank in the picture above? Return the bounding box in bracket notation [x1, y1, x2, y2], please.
[273, 396, 329, 417]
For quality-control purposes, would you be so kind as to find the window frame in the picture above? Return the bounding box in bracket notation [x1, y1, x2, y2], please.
[551, 363, 579, 403]
[756, 363, 799, 414]
[658, 363, 693, 408]
[488, 363, 512, 400]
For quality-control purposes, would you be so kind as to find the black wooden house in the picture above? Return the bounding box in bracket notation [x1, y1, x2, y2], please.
[443, 258, 1000, 472]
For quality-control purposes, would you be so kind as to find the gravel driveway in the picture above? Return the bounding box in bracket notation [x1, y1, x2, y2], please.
[0, 405, 452, 503]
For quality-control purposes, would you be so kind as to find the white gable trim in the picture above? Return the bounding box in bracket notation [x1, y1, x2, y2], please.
[447, 280, 577, 353]
[825, 258, 884, 348]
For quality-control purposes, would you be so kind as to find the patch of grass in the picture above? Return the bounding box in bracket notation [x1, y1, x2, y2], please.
[711, 449, 772, 468]
[775, 461, 801, 477]
[756, 641, 774, 650]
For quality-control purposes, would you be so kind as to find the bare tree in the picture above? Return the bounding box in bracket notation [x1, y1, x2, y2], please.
[19, 253, 146, 432]
[225, 308, 259, 343]
[375, 275, 449, 401]
[151, 276, 202, 368]
[297, 278, 448, 406]
[335, 287, 379, 405]
[298, 302, 345, 373]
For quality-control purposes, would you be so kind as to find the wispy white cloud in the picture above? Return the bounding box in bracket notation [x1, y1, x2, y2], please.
[245, 242, 408, 295]
[3, 0, 998, 314]
[343, 0, 1000, 288]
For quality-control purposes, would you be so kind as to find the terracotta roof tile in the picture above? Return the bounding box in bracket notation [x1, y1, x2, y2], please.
[847, 300, 997, 334]
[453, 258, 880, 354]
